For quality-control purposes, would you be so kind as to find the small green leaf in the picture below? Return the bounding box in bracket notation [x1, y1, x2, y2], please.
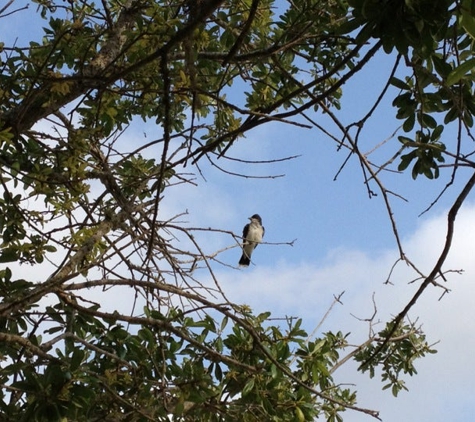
[463, 110, 474, 127]
[335, 17, 364, 35]
[403, 114, 415, 132]
[431, 125, 444, 141]
[444, 107, 459, 124]
[390, 77, 410, 90]
[220, 316, 228, 332]
[71, 348, 85, 371]
[432, 55, 452, 77]
[270, 364, 279, 379]
[295, 407, 305, 422]
[460, 0, 475, 41]
[398, 136, 414, 145]
[214, 363, 222, 381]
[0, 248, 19, 263]
[242, 378, 255, 396]
[420, 113, 437, 128]
[446, 57, 475, 86]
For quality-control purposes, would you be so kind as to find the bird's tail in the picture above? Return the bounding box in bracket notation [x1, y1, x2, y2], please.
[239, 254, 250, 266]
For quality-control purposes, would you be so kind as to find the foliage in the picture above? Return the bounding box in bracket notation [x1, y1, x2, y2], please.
[354, 321, 437, 397]
[0, 0, 474, 420]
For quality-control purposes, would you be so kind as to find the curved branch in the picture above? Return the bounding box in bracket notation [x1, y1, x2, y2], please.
[361, 169, 475, 369]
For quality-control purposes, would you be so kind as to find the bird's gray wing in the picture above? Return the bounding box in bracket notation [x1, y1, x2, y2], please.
[242, 223, 250, 241]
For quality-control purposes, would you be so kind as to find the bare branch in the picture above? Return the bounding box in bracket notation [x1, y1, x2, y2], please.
[361, 169, 475, 369]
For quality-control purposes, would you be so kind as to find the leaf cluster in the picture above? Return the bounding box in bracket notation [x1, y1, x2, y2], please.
[354, 322, 437, 397]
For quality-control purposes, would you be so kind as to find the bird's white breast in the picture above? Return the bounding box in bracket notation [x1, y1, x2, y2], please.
[247, 223, 263, 243]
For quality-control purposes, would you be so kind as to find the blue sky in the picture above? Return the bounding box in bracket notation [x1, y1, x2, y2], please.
[157, 47, 475, 421]
[3, 1, 475, 421]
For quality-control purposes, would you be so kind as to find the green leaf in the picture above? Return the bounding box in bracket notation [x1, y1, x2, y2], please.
[444, 107, 459, 124]
[390, 77, 410, 90]
[0, 248, 19, 263]
[464, 110, 474, 127]
[431, 125, 444, 141]
[0, 267, 12, 282]
[403, 113, 415, 132]
[460, 0, 475, 41]
[311, 363, 320, 383]
[398, 136, 414, 145]
[270, 364, 279, 379]
[446, 57, 475, 86]
[432, 55, 452, 77]
[214, 363, 223, 381]
[335, 17, 364, 35]
[220, 316, 228, 332]
[242, 378, 255, 396]
[71, 348, 85, 371]
[420, 113, 437, 128]
[295, 406, 306, 422]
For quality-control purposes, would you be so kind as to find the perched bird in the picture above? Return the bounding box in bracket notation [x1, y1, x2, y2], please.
[239, 214, 265, 267]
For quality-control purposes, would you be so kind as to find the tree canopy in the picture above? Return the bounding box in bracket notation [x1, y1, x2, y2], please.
[0, 0, 474, 420]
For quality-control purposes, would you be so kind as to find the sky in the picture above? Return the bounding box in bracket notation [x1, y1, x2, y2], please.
[156, 83, 475, 420]
[142, 27, 475, 422]
[2, 1, 475, 421]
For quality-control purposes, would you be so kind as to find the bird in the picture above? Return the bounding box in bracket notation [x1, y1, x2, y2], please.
[239, 214, 264, 267]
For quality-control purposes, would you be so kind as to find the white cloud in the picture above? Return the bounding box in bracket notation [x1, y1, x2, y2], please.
[216, 202, 475, 422]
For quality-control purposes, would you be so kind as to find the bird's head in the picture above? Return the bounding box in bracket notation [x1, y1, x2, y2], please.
[249, 214, 262, 223]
